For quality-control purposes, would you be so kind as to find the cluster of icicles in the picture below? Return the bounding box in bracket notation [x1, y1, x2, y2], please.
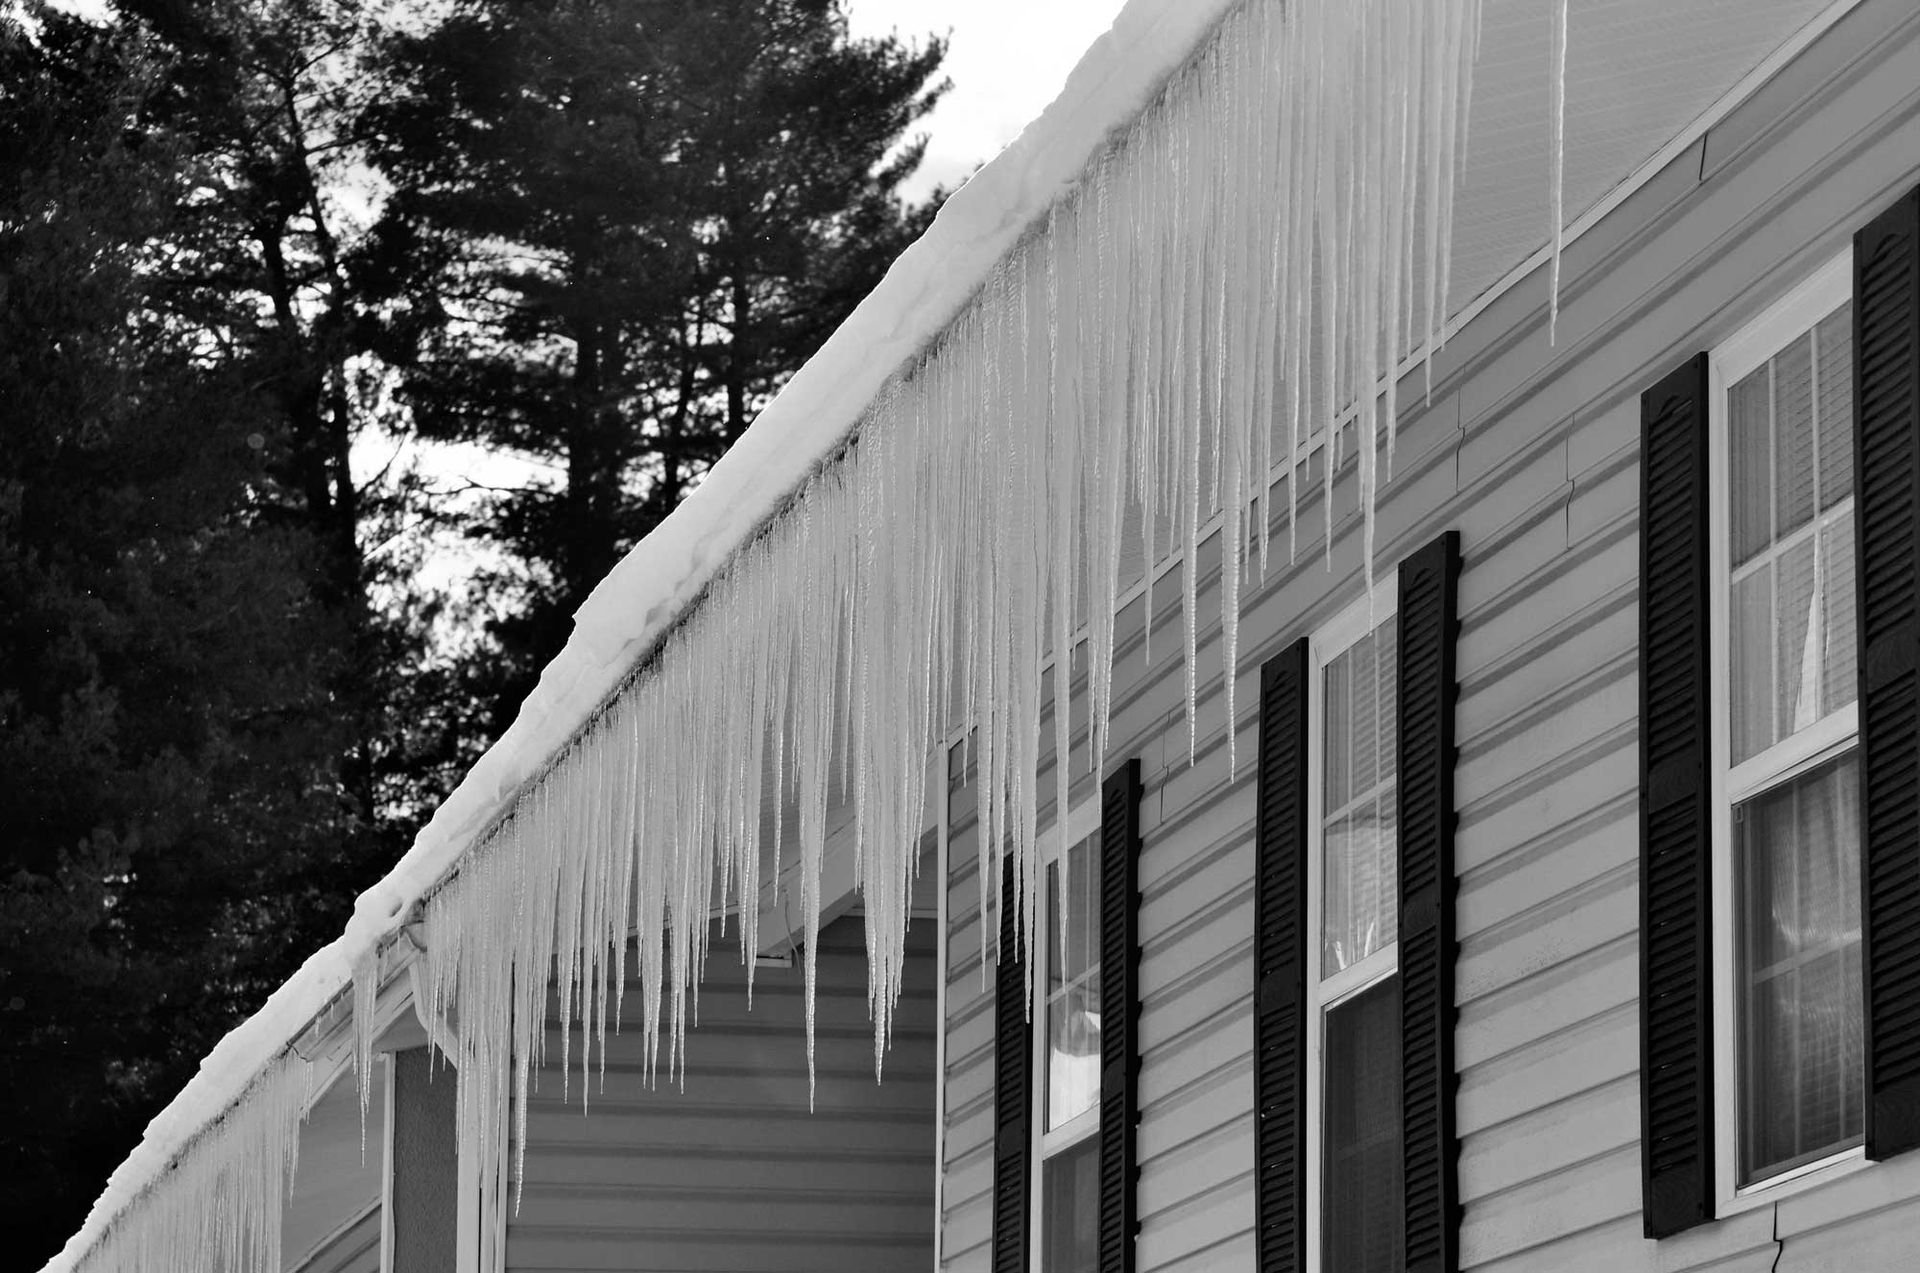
[55, 0, 1582, 1268]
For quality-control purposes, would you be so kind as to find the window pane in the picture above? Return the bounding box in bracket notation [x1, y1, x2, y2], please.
[1324, 620, 1398, 975]
[1043, 1134, 1101, 1273]
[1728, 302, 1857, 767]
[1736, 753, 1864, 1185]
[1730, 566, 1776, 764]
[1729, 366, 1772, 565]
[1824, 514, 1858, 718]
[1324, 977, 1404, 1273]
[1047, 834, 1101, 1132]
[1816, 307, 1855, 511]
[1775, 337, 1816, 539]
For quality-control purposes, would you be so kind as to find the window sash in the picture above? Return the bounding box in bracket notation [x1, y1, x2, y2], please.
[1708, 248, 1867, 1210]
[1731, 753, 1864, 1186]
[1321, 976, 1405, 1273]
[1031, 798, 1103, 1269]
[1305, 580, 1400, 1273]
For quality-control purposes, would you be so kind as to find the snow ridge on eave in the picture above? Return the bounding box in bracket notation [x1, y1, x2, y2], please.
[37, 2, 1246, 1268]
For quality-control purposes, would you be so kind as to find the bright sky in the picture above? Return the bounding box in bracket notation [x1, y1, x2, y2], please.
[845, 0, 1129, 202]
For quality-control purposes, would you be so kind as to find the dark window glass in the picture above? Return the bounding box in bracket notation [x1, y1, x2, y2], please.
[1736, 753, 1864, 1184]
[1043, 1133, 1100, 1272]
[1324, 977, 1403, 1273]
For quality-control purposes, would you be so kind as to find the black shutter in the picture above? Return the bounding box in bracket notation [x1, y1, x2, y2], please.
[1397, 531, 1462, 1273]
[1855, 188, 1920, 1161]
[994, 855, 1031, 1273]
[1254, 641, 1310, 1273]
[1099, 758, 1144, 1273]
[1637, 352, 1715, 1237]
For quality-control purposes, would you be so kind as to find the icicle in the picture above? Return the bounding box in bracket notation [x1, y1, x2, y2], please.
[350, 945, 379, 1153]
[69, 1054, 312, 1273]
[58, 5, 1512, 1266]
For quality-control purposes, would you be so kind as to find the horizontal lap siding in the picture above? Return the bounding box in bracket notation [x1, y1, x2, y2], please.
[509, 914, 937, 1272]
[942, 759, 996, 1272]
[936, 3, 1920, 1269]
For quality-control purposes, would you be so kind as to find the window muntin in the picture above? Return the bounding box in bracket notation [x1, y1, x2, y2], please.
[1711, 251, 1866, 1202]
[1726, 302, 1858, 774]
[1037, 818, 1102, 1270]
[1307, 584, 1402, 1273]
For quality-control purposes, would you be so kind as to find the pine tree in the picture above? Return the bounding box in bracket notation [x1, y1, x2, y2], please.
[0, 6, 375, 1258]
[361, 0, 947, 724]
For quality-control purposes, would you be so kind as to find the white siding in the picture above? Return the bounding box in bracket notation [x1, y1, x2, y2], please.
[938, 1, 1920, 1269]
[510, 914, 938, 1272]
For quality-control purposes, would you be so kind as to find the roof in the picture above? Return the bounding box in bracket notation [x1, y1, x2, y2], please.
[45, 0, 1860, 1268]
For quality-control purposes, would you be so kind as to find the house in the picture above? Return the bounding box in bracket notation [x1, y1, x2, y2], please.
[41, 0, 1920, 1270]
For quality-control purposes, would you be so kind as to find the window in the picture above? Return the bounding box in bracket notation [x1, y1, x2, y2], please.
[1709, 250, 1865, 1202]
[1036, 805, 1103, 1271]
[1307, 582, 1403, 1272]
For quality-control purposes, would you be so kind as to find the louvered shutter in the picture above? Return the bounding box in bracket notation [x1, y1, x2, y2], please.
[1637, 352, 1715, 1237]
[994, 855, 1031, 1273]
[1397, 531, 1462, 1273]
[1098, 758, 1144, 1273]
[1254, 641, 1310, 1273]
[1855, 187, 1920, 1162]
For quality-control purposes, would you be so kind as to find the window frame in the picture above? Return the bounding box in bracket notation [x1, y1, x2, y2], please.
[1029, 792, 1105, 1270]
[1304, 577, 1400, 1272]
[1706, 246, 1870, 1214]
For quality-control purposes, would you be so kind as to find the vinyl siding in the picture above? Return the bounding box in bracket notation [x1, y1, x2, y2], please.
[938, 1, 1920, 1269]
[508, 913, 937, 1272]
[284, 1061, 386, 1273]
[291, 1206, 380, 1273]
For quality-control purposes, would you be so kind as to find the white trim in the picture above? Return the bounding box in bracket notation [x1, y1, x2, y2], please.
[1713, 254, 1853, 388]
[1304, 575, 1400, 1273]
[1720, 1142, 1869, 1217]
[1707, 245, 1865, 1211]
[1726, 702, 1858, 803]
[377, 1053, 396, 1273]
[287, 1197, 383, 1273]
[1030, 791, 1105, 1270]
[933, 743, 952, 1272]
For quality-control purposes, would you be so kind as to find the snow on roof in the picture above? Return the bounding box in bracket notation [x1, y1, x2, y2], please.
[40, 1, 1243, 1266]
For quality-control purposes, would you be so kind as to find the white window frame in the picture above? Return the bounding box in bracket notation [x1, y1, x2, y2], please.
[1304, 577, 1399, 1272]
[1030, 792, 1105, 1270]
[1706, 247, 1869, 1214]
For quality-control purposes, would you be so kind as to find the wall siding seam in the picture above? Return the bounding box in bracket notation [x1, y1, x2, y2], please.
[1457, 858, 1638, 972]
[1456, 583, 1635, 698]
[1456, 521, 1637, 660]
[1456, 720, 1638, 827]
[1455, 791, 1636, 895]
[1456, 652, 1636, 763]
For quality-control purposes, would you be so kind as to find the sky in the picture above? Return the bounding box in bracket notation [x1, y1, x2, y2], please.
[40, 0, 1133, 594]
[844, 0, 1129, 201]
